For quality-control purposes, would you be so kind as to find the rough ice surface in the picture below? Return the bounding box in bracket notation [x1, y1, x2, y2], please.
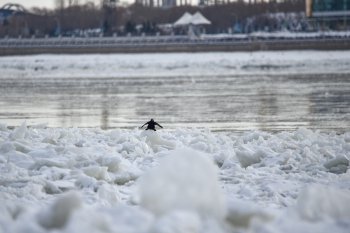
[1, 51, 350, 79]
[37, 192, 82, 230]
[137, 148, 226, 219]
[0, 125, 350, 233]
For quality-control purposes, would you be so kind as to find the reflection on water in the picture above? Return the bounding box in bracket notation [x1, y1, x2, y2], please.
[0, 73, 349, 132]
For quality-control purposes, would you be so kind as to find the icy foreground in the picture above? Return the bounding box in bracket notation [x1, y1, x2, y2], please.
[0, 123, 350, 233]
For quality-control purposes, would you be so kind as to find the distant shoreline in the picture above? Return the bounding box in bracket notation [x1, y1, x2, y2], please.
[1, 37, 350, 55]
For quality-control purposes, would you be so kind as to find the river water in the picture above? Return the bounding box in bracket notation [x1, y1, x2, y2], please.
[0, 52, 349, 132]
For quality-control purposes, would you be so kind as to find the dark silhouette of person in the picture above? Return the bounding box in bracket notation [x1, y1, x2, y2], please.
[140, 119, 163, 131]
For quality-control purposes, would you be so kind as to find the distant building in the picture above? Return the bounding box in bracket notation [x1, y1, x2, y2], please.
[0, 3, 55, 38]
[306, 0, 350, 17]
[135, 0, 177, 7]
[0, 3, 26, 22]
[0, 4, 29, 36]
[306, 0, 350, 29]
[199, 0, 229, 6]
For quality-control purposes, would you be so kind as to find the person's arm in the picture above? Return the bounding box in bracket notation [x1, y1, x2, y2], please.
[140, 122, 148, 128]
[155, 122, 163, 128]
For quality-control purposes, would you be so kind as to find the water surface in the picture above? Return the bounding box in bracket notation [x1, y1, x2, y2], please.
[0, 72, 349, 132]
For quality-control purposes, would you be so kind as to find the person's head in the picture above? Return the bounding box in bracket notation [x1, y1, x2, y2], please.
[150, 119, 154, 122]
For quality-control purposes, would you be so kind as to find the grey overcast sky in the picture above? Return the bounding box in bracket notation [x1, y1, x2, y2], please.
[1, 0, 224, 10]
[0, 0, 198, 9]
[0, 0, 55, 9]
[0, 0, 219, 10]
[0, 0, 106, 9]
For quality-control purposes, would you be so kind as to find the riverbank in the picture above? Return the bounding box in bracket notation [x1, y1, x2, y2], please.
[1, 36, 350, 55]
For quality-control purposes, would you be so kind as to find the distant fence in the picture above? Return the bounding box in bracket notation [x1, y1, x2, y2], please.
[1, 33, 350, 55]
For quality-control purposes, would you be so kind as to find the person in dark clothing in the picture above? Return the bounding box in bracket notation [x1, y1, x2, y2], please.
[140, 119, 163, 131]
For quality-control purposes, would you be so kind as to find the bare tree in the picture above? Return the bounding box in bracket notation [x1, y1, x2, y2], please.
[67, 0, 80, 6]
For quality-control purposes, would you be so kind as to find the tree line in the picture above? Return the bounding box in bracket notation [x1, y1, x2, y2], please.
[0, 0, 304, 37]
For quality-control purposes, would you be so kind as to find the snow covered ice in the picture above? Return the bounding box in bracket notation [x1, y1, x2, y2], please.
[1, 51, 350, 79]
[0, 124, 350, 233]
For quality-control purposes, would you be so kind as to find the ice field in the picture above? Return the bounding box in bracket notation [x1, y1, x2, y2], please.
[0, 123, 350, 233]
[1, 51, 350, 79]
[0, 51, 350, 232]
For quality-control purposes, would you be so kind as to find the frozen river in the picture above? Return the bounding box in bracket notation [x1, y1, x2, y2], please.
[1, 51, 350, 233]
[0, 51, 349, 132]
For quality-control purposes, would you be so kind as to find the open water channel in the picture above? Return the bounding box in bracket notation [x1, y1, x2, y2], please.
[0, 52, 349, 132]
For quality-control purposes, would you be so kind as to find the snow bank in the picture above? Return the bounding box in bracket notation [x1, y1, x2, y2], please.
[1, 125, 350, 232]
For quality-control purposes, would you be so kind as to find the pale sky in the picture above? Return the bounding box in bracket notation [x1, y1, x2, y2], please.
[0, 0, 55, 9]
[0, 0, 105, 10]
[0, 0, 254, 10]
[0, 0, 199, 10]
